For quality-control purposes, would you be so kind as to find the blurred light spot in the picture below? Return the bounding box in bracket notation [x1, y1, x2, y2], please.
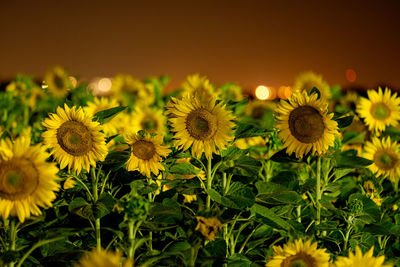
[98, 78, 112, 93]
[346, 69, 357, 83]
[255, 85, 270, 100]
[278, 86, 292, 99]
[69, 76, 78, 88]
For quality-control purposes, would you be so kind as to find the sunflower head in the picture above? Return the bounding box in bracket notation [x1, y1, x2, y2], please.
[245, 100, 276, 120]
[44, 66, 71, 98]
[356, 87, 400, 134]
[165, 93, 236, 159]
[266, 239, 330, 267]
[293, 71, 331, 100]
[363, 136, 400, 182]
[125, 132, 170, 178]
[181, 74, 219, 99]
[0, 136, 60, 222]
[74, 248, 133, 267]
[130, 107, 166, 135]
[334, 246, 391, 267]
[111, 74, 154, 105]
[42, 104, 108, 174]
[276, 91, 339, 158]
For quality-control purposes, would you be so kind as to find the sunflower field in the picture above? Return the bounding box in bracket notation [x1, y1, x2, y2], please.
[0, 67, 399, 267]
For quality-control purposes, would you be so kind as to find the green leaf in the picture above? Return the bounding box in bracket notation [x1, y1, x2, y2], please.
[68, 197, 89, 213]
[235, 121, 271, 139]
[168, 241, 191, 252]
[334, 168, 355, 180]
[234, 156, 261, 177]
[342, 131, 365, 144]
[270, 149, 302, 163]
[335, 115, 354, 128]
[250, 204, 292, 230]
[309, 87, 321, 99]
[208, 183, 255, 210]
[336, 154, 373, 168]
[169, 162, 198, 175]
[93, 106, 126, 125]
[221, 146, 249, 161]
[94, 193, 116, 219]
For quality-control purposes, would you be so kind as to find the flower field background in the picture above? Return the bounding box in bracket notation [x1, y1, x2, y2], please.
[0, 68, 399, 266]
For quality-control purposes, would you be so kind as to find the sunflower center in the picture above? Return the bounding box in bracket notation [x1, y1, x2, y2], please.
[132, 140, 156, 160]
[57, 121, 93, 156]
[186, 108, 218, 140]
[282, 252, 316, 267]
[54, 75, 65, 89]
[141, 119, 157, 131]
[0, 158, 39, 200]
[374, 150, 397, 170]
[371, 103, 390, 120]
[252, 106, 266, 119]
[289, 106, 325, 143]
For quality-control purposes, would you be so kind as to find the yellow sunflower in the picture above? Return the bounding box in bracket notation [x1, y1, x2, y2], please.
[165, 94, 236, 159]
[195, 216, 223, 241]
[245, 100, 276, 120]
[363, 137, 400, 182]
[356, 87, 400, 133]
[339, 91, 359, 112]
[276, 91, 339, 158]
[44, 66, 71, 98]
[42, 104, 108, 174]
[130, 107, 166, 135]
[181, 74, 219, 99]
[125, 132, 171, 178]
[334, 246, 391, 267]
[293, 71, 331, 100]
[266, 239, 330, 267]
[74, 248, 133, 267]
[84, 97, 121, 136]
[0, 136, 60, 223]
[220, 83, 243, 101]
[111, 74, 154, 105]
[28, 86, 45, 109]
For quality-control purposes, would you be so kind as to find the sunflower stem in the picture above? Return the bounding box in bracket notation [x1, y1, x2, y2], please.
[128, 220, 135, 260]
[316, 156, 322, 230]
[222, 172, 227, 195]
[91, 167, 101, 251]
[8, 220, 17, 267]
[206, 158, 212, 210]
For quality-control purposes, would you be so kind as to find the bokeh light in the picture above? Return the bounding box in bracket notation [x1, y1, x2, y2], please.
[255, 85, 270, 100]
[98, 78, 112, 93]
[278, 86, 292, 99]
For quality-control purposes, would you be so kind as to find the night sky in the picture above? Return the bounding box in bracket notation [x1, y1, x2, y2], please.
[1, 0, 400, 92]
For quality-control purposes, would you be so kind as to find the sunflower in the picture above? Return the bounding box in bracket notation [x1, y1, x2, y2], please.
[356, 87, 400, 133]
[84, 97, 121, 136]
[220, 83, 243, 101]
[74, 248, 133, 267]
[338, 91, 359, 112]
[111, 74, 154, 105]
[42, 104, 108, 174]
[276, 91, 339, 158]
[363, 137, 400, 182]
[44, 66, 71, 98]
[266, 239, 330, 267]
[165, 93, 236, 159]
[0, 136, 60, 223]
[125, 132, 170, 178]
[28, 86, 45, 109]
[245, 100, 276, 120]
[130, 107, 166, 135]
[195, 216, 223, 241]
[293, 71, 331, 100]
[334, 246, 391, 267]
[181, 74, 219, 99]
